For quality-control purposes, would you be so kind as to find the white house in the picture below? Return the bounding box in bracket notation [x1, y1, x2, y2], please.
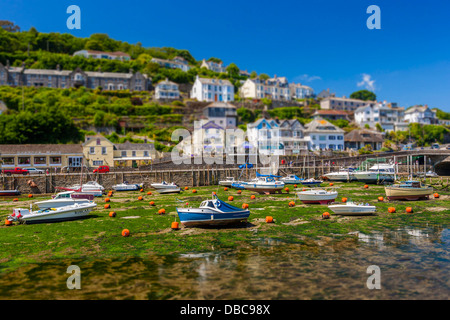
[404, 105, 438, 125]
[190, 76, 234, 102]
[320, 96, 376, 112]
[154, 78, 180, 100]
[151, 56, 190, 72]
[289, 83, 314, 99]
[203, 102, 237, 129]
[240, 77, 290, 101]
[303, 119, 345, 151]
[354, 101, 405, 132]
[200, 59, 226, 73]
[73, 50, 131, 61]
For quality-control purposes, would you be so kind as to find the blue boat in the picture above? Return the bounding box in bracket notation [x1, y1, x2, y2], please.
[176, 195, 250, 227]
[301, 178, 323, 186]
[231, 182, 246, 189]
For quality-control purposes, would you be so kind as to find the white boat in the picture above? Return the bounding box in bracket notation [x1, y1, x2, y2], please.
[112, 182, 144, 191]
[281, 174, 303, 184]
[243, 176, 285, 194]
[69, 181, 105, 191]
[297, 188, 338, 204]
[353, 163, 395, 184]
[35, 191, 94, 209]
[328, 201, 376, 215]
[324, 168, 356, 182]
[426, 171, 438, 177]
[219, 177, 236, 187]
[7, 202, 97, 224]
[158, 187, 181, 194]
[151, 181, 179, 190]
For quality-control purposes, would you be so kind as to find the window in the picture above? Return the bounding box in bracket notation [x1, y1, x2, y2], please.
[143, 151, 149, 157]
[319, 135, 326, 141]
[337, 136, 343, 140]
[96, 138, 101, 145]
[93, 160, 103, 166]
[132, 151, 136, 157]
[1, 157, 14, 166]
[90, 147, 95, 154]
[50, 156, 62, 165]
[34, 157, 47, 165]
[329, 136, 336, 140]
[102, 147, 107, 155]
[121, 151, 127, 157]
[18, 157, 31, 165]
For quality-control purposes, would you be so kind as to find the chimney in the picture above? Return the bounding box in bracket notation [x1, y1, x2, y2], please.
[56, 64, 60, 71]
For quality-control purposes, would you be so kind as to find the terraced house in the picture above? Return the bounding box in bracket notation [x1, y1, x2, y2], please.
[303, 119, 345, 151]
[151, 56, 191, 72]
[0, 63, 151, 91]
[154, 78, 180, 100]
[240, 76, 291, 101]
[191, 76, 234, 102]
[200, 59, 226, 73]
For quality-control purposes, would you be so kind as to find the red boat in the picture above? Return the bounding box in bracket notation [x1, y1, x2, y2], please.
[0, 190, 21, 196]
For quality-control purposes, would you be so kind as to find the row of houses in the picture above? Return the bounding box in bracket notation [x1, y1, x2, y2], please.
[0, 136, 156, 171]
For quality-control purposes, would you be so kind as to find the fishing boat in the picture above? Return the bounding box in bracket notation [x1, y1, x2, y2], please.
[384, 180, 433, 201]
[323, 168, 356, 182]
[300, 178, 323, 186]
[7, 202, 97, 224]
[243, 176, 285, 194]
[281, 174, 303, 184]
[0, 189, 21, 197]
[297, 188, 338, 204]
[176, 194, 250, 227]
[219, 177, 236, 187]
[35, 191, 94, 209]
[328, 201, 376, 215]
[112, 182, 144, 191]
[353, 163, 395, 184]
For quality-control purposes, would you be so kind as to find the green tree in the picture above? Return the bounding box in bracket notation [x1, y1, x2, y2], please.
[350, 90, 376, 101]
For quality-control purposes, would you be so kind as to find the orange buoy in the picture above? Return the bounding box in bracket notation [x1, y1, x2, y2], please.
[212, 191, 216, 195]
[192, 189, 197, 193]
[342, 197, 347, 203]
[294, 184, 298, 188]
[284, 187, 290, 193]
[434, 193, 439, 198]
[28, 194, 33, 198]
[242, 203, 249, 209]
[237, 190, 242, 194]
[138, 196, 143, 201]
[329, 183, 334, 187]
[109, 211, 116, 217]
[378, 196, 384, 202]
[122, 229, 130, 237]
[5, 219, 12, 226]
[251, 195, 256, 200]
[388, 207, 396, 213]
[322, 212, 330, 219]
[147, 191, 152, 195]
[149, 201, 155, 206]
[406, 207, 413, 213]
[105, 198, 110, 202]
[140, 189, 144, 192]
[364, 185, 369, 189]
[266, 216, 274, 223]
[158, 208, 166, 215]
[224, 187, 228, 191]
[184, 187, 189, 190]
[104, 204, 110, 209]
[289, 201, 296, 207]
[13, 198, 19, 202]
[302, 188, 307, 191]
[171, 222, 179, 230]
[228, 196, 234, 201]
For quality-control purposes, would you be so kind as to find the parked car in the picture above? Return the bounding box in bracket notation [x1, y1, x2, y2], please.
[431, 143, 440, 149]
[93, 165, 110, 173]
[2, 167, 29, 176]
[26, 168, 45, 175]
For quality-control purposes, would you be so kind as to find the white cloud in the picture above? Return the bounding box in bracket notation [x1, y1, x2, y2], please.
[357, 74, 376, 91]
[293, 74, 322, 83]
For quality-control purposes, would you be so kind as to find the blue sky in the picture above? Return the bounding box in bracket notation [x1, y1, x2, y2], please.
[2, 0, 450, 111]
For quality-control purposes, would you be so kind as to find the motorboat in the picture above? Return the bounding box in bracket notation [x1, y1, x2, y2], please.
[7, 202, 97, 224]
[300, 178, 323, 186]
[112, 182, 144, 191]
[281, 174, 303, 185]
[35, 191, 94, 209]
[176, 194, 250, 227]
[323, 168, 356, 182]
[353, 163, 395, 184]
[297, 188, 338, 204]
[231, 181, 247, 190]
[157, 187, 181, 194]
[328, 201, 376, 215]
[385, 180, 433, 201]
[69, 181, 105, 191]
[426, 171, 438, 177]
[151, 181, 178, 190]
[0, 189, 21, 196]
[219, 177, 236, 187]
[243, 176, 285, 194]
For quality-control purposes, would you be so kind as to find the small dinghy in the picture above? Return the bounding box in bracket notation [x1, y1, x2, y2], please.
[219, 177, 236, 187]
[112, 182, 144, 191]
[297, 188, 338, 204]
[151, 181, 178, 190]
[300, 178, 323, 186]
[328, 201, 376, 216]
[281, 174, 303, 185]
[176, 194, 250, 227]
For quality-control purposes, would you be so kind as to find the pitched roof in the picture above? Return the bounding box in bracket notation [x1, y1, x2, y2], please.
[313, 110, 352, 116]
[304, 119, 345, 133]
[0, 144, 83, 155]
[196, 76, 232, 86]
[344, 129, 384, 143]
[204, 102, 237, 109]
[114, 141, 155, 151]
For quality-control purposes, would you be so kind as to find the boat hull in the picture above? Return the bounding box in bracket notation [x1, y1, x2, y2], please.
[12, 203, 96, 224]
[0, 190, 21, 196]
[385, 186, 433, 201]
[158, 188, 181, 194]
[328, 205, 376, 215]
[177, 208, 250, 227]
[354, 173, 395, 184]
[243, 185, 284, 194]
[35, 199, 92, 210]
[323, 174, 355, 182]
[297, 191, 338, 204]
